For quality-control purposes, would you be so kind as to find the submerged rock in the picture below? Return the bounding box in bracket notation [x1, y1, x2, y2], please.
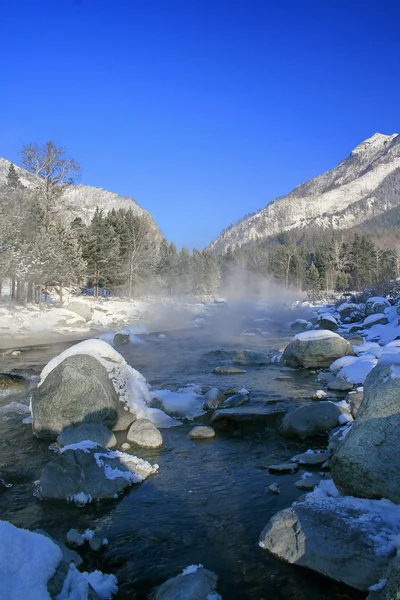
[210, 403, 289, 429]
[268, 463, 299, 474]
[150, 566, 221, 600]
[294, 473, 321, 490]
[232, 350, 270, 366]
[204, 387, 225, 409]
[0, 373, 29, 394]
[212, 366, 246, 375]
[281, 330, 354, 369]
[221, 393, 249, 408]
[290, 451, 329, 466]
[189, 426, 215, 439]
[113, 333, 130, 346]
[127, 419, 163, 448]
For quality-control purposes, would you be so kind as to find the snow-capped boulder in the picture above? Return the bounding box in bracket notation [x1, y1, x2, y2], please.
[362, 313, 389, 329]
[57, 424, 117, 449]
[280, 401, 350, 439]
[331, 356, 400, 502]
[318, 313, 339, 331]
[289, 319, 311, 332]
[31, 339, 154, 438]
[259, 480, 397, 591]
[337, 302, 365, 322]
[126, 419, 163, 448]
[281, 330, 354, 369]
[64, 300, 93, 322]
[32, 355, 122, 437]
[40, 442, 158, 502]
[365, 297, 390, 316]
[151, 565, 221, 600]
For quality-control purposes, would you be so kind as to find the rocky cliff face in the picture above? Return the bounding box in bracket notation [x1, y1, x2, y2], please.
[209, 133, 400, 253]
[0, 157, 162, 234]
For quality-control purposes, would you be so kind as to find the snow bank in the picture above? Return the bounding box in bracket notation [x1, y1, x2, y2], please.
[57, 563, 117, 599]
[337, 355, 377, 384]
[0, 520, 62, 600]
[329, 356, 358, 374]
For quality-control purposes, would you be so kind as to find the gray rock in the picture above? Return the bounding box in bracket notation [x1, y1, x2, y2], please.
[294, 473, 321, 490]
[121, 442, 131, 451]
[189, 426, 215, 439]
[259, 499, 390, 591]
[150, 567, 220, 600]
[281, 331, 354, 369]
[232, 350, 270, 366]
[289, 319, 310, 332]
[345, 389, 364, 417]
[111, 407, 136, 432]
[280, 402, 346, 439]
[113, 333, 130, 347]
[204, 387, 226, 409]
[362, 314, 389, 329]
[31, 354, 123, 438]
[327, 376, 354, 391]
[318, 316, 339, 331]
[221, 393, 249, 408]
[0, 373, 29, 394]
[367, 554, 400, 600]
[66, 529, 84, 548]
[365, 297, 390, 316]
[268, 462, 299, 474]
[65, 301, 93, 322]
[290, 451, 329, 466]
[89, 534, 103, 552]
[210, 403, 289, 429]
[267, 483, 281, 494]
[127, 418, 163, 448]
[212, 366, 246, 375]
[57, 424, 117, 449]
[40, 444, 148, 501]
[331, 361, 400, 502]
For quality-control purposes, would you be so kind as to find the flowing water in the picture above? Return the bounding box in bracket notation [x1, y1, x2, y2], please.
[0, 304, 366, 600]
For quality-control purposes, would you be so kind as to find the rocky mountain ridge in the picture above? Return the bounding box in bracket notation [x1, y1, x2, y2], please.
[208, 132, 400, 253]
[0, 156, 162, 234]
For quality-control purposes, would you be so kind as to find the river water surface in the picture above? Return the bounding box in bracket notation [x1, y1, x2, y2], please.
[0, 303, 366, 600]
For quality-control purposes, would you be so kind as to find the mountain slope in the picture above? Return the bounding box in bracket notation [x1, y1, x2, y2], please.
[209, 132, 400, 253]
[0, 157, 162, 235]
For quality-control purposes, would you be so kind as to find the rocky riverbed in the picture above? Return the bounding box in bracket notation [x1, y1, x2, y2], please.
[3, 296, 400, 599]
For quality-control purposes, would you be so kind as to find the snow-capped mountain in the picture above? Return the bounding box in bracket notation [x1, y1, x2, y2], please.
[208, 132, 400, 253]
[0, 157, 162, 234]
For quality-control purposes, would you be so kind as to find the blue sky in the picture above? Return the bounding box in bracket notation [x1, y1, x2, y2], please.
[1, 0, 400, 249]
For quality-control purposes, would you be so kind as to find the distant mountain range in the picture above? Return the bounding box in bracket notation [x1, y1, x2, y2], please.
[208, 132, 400, 253]
[0, 157, 162, 236]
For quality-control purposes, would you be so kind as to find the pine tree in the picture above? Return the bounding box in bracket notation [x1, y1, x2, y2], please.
[6, 163, 21, 190]
[306, 261, 321, 301]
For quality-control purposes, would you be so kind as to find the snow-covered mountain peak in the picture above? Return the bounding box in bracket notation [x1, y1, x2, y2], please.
[208, 132, 400, 254]
[351, 132, 398, 156]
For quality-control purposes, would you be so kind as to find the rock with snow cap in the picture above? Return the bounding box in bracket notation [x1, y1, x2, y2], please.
[150, 565, 221, 600]
[281, 330, 354, 369]
[64, 300, 93, 322]
[280, 401, 349, 439]
[365, 297, 390, 316]
[318, 314, 339, 331]
[331, 356, 400, 503]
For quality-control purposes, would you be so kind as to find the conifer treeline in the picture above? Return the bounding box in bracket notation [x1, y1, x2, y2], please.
[1, 159, 398, 304]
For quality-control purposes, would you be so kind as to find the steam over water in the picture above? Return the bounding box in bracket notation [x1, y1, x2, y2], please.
[0, 302, 364, 599]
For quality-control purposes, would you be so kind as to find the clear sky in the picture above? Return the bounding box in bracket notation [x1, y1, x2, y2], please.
[1, 0, 400, 249]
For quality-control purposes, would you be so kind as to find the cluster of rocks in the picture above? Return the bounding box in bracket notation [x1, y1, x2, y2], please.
[259, 310, 400, 598]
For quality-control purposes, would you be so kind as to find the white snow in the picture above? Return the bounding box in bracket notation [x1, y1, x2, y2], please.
[363, 313, 388, 326]
[145, 407, 182, 428]
[60, 440, 99, 454]
[337, 355, 377, 384]
[94, 449, 158, 483]
[67, 492, 93, 506]
[353, 342, 381, 356]
[368, 579, 387, 592]
[329, 356, 358, 374]
[182, 564, 204, 576]
[56, 563, 117, 600]
[294, 330, 342, 342]
[0, 520, 62, 600]
[302, 479, 400, 557]
[151, 385, 206, 420]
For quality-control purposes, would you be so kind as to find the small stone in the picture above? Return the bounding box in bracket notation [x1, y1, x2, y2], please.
[11, 351, 21, 357]
[267, 483, 281, 494]
[66, 529, 84, 547]
[89, 534, 103, 552]
[212, 366, 246, 375]
[127, 418, 163, 448]
[113, 333, 130, 347]
[189, 426, 215, 439]
[295, 473, 321, 490]
[290, 451, 330, 467]
[121, 442, 131, 451]
[204, 387, 225, 409]
[268, 462, 299, 474]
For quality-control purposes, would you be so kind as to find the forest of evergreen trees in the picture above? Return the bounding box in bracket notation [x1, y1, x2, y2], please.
[0, 142, 399, 305]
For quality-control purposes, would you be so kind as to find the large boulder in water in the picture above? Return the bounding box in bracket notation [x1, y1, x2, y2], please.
[331, 356, 400, 503]
[281, 330, 354, 369]
[259, 481, 395, 591]
[280, 401, 351, 439]
[31, 354, 123, 438]
[40, 443, 158, 502]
